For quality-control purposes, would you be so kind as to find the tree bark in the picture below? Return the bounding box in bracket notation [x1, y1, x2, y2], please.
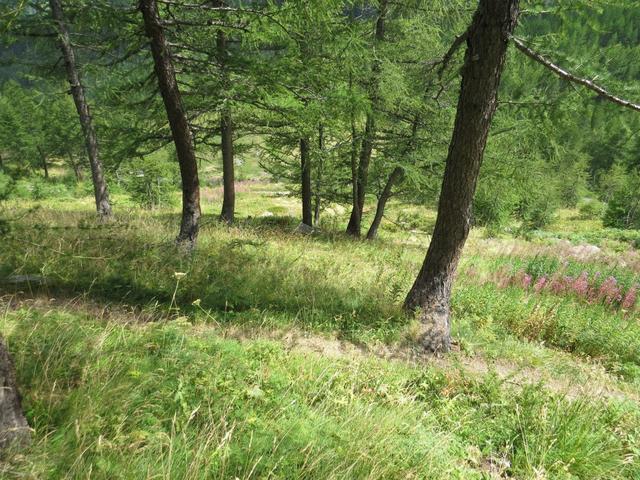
[217, 25, 235, 224]
[140, 0, 201, 246]
[346, 115, 375, 236]
[0, 335, 30, 451]
[37, 146, 49, 179]
[300, 137, 312, 227]
[366, 166, 403, 240]
[219, 109, 235, 223]
[346, 81, 361, 236]
[366, 115, 420, 240]
[346, 0, 388, 237]
[404, 0, 520, 353]
[69, 153, 83, 182]
[313, 123, 324, 226]
[49, 0, 112, 219]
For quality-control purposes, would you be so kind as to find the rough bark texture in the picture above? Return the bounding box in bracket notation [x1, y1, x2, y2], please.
[346, 0, 388, 237]
[0, 336, 30, 451]
[300, 137, 312, 227]
[220, 109, 235, 223]
[217, 24, 235, 223]
[404, 0, 520, 352]
[49, 0, 112, 219]
[366, 166, 403, 240]
[140, 0, 201, 246]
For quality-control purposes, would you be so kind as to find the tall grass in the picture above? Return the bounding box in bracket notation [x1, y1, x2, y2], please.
[1, 308, 638, 479]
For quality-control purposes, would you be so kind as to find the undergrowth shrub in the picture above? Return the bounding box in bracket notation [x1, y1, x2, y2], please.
[123, 156, 178, 209]
[453, 283, 640, 372]
[578, 197, 606, 219]
[603, 171, 640, 229]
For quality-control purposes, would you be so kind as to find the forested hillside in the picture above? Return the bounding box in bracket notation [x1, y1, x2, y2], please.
[0, 0, 639, 478]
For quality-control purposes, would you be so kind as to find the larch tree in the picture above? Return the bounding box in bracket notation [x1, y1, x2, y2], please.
[346, 0, 388, 237]
[139, 0, 201, 246]
[406, 0, 640, 353]
[404, 0, 520, 352]
[49, 0, 112, 219]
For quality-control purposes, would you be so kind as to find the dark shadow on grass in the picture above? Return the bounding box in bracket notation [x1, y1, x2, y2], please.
[1, 220, 408, 340]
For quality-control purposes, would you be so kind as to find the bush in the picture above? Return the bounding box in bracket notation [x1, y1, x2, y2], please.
[603, 188, 640, 230]
[31, 178, 72, 200]
[5, 177, 72, 200]
[577, 198, 606, 219]
[518, 195, 557, 231]
[123, 156, 178, 209]
[601, 167, 640, 230]
[0, 171, 12, 201]
[473, 189, 512, 233]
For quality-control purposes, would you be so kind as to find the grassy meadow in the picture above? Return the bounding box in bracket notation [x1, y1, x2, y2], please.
[0, 169, 639, 479]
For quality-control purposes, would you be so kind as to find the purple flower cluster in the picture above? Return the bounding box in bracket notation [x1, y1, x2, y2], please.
[502, 269, 638, 311]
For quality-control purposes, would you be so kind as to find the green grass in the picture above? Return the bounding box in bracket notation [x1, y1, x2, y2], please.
[1, 186, 639, 478]
[1, 308, 638, 479]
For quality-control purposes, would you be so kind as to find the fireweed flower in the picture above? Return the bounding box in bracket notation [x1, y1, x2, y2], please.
[533, 276, 547, 293]
[621, 285, 638, 310]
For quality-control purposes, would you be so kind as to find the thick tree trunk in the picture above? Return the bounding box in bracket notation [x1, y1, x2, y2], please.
[220, 109, 235, 223]
[346, 0, 388, 237]
[366, 166, 403, 240]
[49, 0, 111, 219]
[300, 137, 312, 227]
[404, 0, 520, 353]
[0, 336, 30, 451]
[217, 25, 235, 224]
[140, 0, 201, 246]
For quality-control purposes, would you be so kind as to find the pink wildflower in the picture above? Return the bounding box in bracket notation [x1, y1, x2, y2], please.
[533, 276, 547, 293]
[598, 276, 622, 305]
[621, 285, 638, 310]
[572, 272, 589, 297]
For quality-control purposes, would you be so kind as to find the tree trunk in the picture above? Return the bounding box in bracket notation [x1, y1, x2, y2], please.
[404, 0, 520, 353]
[217, 24, 235, 224]
[346, 0, 388, 237]
[37, 146, 49, 179]
[300, 137, 312, 227]
[313, 123, 324, 227]
[140, 0, 201, 246]
[366, 166, 403, 240]
[49, 0, 112, 219]
[366, 115, 420, 240]
[346, 86, 361, 236]
[69, 153, 83, 182]
[220, 109, 235, 223]
[0, 335, 30, 451]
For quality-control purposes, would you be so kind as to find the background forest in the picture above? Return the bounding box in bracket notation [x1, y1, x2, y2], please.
[0, 0, 639, 479]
